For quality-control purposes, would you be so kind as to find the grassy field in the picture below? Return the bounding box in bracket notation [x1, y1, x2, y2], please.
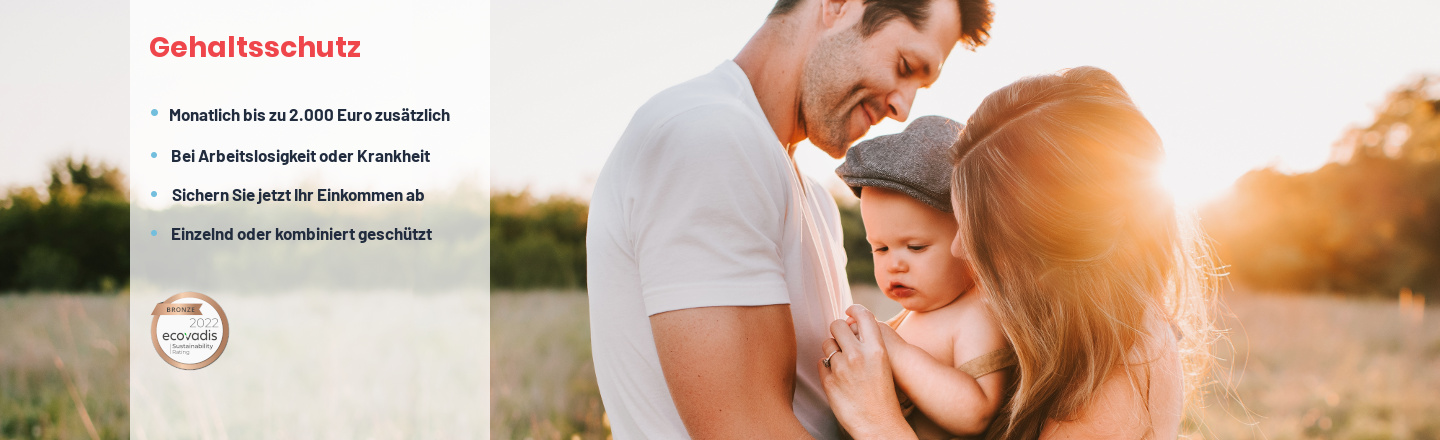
[491, 291, 606, 440]
[0, 293, 129, 440]
[126, 291, 489, 440]
[5, 290, 1434, 439]
[3, 290, 491, 440]
[491, 288, 1440, 440]
[1194, 291, 1440, 439]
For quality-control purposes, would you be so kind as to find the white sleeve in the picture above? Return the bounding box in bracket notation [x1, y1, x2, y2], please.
[628, 104, 791, 316]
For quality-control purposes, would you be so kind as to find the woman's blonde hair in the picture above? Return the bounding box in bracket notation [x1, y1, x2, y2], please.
[950, 67, 1218, 439]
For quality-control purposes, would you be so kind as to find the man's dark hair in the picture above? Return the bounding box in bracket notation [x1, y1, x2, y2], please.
[769, 0, 993, 49]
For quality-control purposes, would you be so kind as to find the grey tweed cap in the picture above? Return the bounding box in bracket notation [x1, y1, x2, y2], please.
[835, 115, 962, 213]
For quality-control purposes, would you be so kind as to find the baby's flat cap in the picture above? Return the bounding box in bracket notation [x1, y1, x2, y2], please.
[836, 115, 962, 212]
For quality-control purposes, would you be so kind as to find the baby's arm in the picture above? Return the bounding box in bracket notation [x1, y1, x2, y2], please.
[875, 317, 1010, 436]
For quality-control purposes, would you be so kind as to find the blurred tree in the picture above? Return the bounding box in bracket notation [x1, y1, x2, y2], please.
[490, 191, 588, 290]
[837, 199, 877, 286]
[489, 191, 878, 290]
[0, 157, 129, 292]
[1204, 74, 1440, 295]
[1332, 75, 1440, 163]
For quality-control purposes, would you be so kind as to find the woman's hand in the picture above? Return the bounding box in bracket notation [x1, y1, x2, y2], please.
[819, 305, 917, 440]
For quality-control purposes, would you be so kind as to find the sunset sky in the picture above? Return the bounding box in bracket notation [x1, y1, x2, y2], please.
[492, 0, 1440, 207]
[3, 1, 1436, 208]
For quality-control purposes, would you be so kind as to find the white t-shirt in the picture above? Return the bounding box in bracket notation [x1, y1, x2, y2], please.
[587, 60, 853, 439]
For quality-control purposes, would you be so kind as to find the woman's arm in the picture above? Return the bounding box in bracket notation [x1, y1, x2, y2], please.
[819, 305, 918, 440]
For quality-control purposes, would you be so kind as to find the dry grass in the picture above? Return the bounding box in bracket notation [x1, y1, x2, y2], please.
[1192, 291, 1440, 439]
[127, 291, 488, 439]
[492, 288, 1440, 440]
[10, 289, 1431, 439]
[490, 291, 607, 440]
[0, 293, 129, 440]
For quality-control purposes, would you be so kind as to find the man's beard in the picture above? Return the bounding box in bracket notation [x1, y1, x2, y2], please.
[799, 29, 871, 159]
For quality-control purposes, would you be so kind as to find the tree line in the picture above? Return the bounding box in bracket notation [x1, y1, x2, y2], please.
[494, 75, 1440, 295]
[0, 158, 128, 292]
[489, 189, 877, 291]
[1201, 75, 1440, 295]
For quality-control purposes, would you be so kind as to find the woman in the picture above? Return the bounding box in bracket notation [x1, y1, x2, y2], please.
[821, 66, 1218, 439]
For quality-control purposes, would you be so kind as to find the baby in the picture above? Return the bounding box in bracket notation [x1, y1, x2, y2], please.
[834, 116, 1014, 439]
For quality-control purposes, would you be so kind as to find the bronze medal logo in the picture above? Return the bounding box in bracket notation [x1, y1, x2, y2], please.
[150, 292, 229, 370]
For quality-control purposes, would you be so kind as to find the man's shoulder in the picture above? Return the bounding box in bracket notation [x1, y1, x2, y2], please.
[597, 62, 786, 200]
[628, 63, 770, 145]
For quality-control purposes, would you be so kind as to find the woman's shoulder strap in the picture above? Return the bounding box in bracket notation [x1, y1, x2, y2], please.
[957, 346, 1017, 378]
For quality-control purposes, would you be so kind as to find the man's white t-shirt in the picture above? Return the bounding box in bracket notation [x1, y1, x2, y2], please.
[587, 60, 853, 439]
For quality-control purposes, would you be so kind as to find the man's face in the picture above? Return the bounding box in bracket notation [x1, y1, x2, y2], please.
[799, 0, 964, 158]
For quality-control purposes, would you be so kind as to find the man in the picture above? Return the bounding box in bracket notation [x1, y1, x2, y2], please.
[587, 0, 992, 437]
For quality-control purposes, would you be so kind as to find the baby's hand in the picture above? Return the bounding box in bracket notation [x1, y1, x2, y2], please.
[844, 310, 905, 357]
[873, 319, 904, 356]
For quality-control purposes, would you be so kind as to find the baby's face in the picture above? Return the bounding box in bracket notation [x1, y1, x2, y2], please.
[860, 187, 976, 312]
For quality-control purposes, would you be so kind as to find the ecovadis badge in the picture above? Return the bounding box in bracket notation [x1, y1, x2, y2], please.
[150, 292, 229, 370]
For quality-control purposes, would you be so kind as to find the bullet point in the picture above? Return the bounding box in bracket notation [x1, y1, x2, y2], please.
[151, 230, 157, 236]
[151, 152, 157, 158]
[151, 191, 157, 197]
[151, 109, 158, 116]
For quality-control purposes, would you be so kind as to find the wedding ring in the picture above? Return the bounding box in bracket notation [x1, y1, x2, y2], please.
[823, 349, 840, 368]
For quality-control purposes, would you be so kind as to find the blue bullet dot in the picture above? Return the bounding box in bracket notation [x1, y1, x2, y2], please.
[151, 230, 157, 236]
[151, 191, 157, 197]
[151, 152, 157, 158]
[151, 109, 158, 116]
